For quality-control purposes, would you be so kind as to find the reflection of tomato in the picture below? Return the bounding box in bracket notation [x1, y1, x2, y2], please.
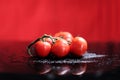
[51, 39, 70, 58]
[35, 41, 51, 57]
[71, 63, 87, 75]
[33, 63, 52, 75]
[70, 37, 87, 56]
[54, 32, 73, 43]
[55, 64, 70, 75]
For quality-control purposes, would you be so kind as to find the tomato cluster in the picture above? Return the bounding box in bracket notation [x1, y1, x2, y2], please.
[27, 32, 87, 58]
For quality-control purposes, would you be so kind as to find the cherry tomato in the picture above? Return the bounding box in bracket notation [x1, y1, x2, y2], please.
[70, 37, 87, 56]
[35, 41, 51, 57]
[44, 38, 53, 45]
[54, 31, 73, 43]
[51, 38, 70, 58]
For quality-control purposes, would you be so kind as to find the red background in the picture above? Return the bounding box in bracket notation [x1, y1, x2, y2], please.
[0, 0, 120, 74]
[0, 0, 120, 42]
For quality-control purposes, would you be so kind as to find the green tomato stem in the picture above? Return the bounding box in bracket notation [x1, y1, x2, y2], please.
[27, 34, 55, 57]
[27, 38, 41, 57]
[41, 34, 55, 44]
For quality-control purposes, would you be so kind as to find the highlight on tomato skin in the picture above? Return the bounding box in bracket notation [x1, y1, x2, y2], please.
[54, 31, 73, 44]
[44, 38, 53, 45]
[70, 37, 87, 57]
[51, 38, 70, 58]
[34, 41, 51, 58]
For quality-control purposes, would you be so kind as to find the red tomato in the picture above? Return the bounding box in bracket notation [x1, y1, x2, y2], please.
[35, 41, 51, 57]
[70, 37, 87, 56]
[51, 39, 70, 58]
[44, 38, 53, 45]
[54, 32, 73, 43]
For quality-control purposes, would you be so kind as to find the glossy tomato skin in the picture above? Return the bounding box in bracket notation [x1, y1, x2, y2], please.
[70, 37, 87, 56]
[54, 32, 73, 43]
[51, 39, 70, 58]
[44, 38, 53, 45]
[35, 41, 51, 57]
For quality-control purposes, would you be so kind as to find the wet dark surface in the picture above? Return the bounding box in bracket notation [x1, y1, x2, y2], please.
[0, 41, 120, 80]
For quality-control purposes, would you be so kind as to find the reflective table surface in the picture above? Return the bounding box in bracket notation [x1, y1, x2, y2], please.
[0, 41, 120, 80]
